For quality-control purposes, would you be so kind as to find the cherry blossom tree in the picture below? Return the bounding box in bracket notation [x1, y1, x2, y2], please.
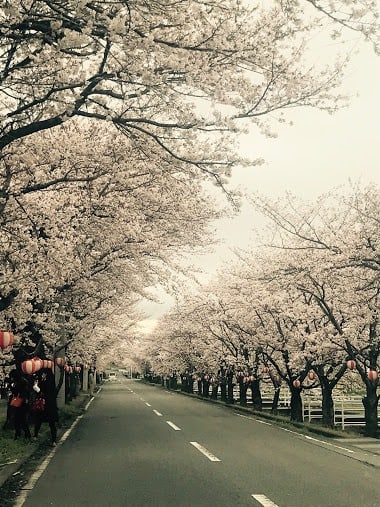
[251, 184, 380, 435]
[0, 120, 223, 374]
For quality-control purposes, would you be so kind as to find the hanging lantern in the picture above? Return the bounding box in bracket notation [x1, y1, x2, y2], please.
[0, 331, 14, 350]
[308, 371, 316, 380]
[367, 370, 378, 382]
[21, 357, 43, 375]
[293, 379, 301, 389]
[273, 375, 281, 384]
[55, 357, 65, 367]
[249, 375, 255, 382]
[64, 364, 70, 372]
[263, 366, 269, 374]
[346, 360, 356, 370]
[42, 359, 54, 369]
[75, 366, 81, 373]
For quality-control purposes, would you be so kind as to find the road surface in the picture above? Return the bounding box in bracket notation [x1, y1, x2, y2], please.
[10, 378, 380, 506]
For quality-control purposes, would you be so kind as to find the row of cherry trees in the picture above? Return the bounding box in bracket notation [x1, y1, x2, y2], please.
[1, 2, 379, 376]
[144, 185, 380, 437]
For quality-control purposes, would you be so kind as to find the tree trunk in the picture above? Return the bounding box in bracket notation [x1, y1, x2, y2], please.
[290, 387, 303, 422]
[211, 382, 218, 400]
[362, 382, 379, 438]
[227, 373, 234, 404]
[271, 387, 280, 415]
[238, 379, 247, 406]
[320, 378, 335, 428]
[251, 379, 262, 411]
[220, 378, 227, 402]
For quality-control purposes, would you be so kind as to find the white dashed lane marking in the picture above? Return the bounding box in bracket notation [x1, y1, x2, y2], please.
[190, 442, 221, 462]
[153, 409, 163, 416]
[252, 494, 279, 506]
[166, 421, 181, 431]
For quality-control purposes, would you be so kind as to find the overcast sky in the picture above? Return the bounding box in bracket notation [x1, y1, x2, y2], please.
[137, 38, 380, 333]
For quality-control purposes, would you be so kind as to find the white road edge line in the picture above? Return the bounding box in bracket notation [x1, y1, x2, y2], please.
[145, 402, 151, 407]
[252, 494, 279, 506]
[14, 408, 87, 507]
[166, 421, 181, 431]
[236, 413, 272, 426]
[153, 409, 163, 416]
[190, 442, 221, 462]
[236, 413, 355, 454]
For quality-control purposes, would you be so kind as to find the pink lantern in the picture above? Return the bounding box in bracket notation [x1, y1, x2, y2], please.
[249, 375, 255, 382]
[21, 357, 43, 375]
[293, 379, 301, 389]
[55, 357, 65, 367]
[75, 366, 81, 373]
[367, 370, 378, 382]
[0, 330, 14, 350]
[263, 366, 269, 374]
[308, 371, 316, 380]
[346, 360, 356, 370]
[43, 359, 54, 369]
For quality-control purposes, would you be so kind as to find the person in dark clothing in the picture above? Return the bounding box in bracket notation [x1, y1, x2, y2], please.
[32, 368, 58, 446]
[9, 369, 31, 440]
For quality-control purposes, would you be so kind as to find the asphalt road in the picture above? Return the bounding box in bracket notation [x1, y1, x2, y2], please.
[13, 378, 380, 506]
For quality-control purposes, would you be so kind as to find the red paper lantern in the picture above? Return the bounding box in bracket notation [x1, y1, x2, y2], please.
[293, 379, 301, 389]
[75, 366, 81, 373]
[249, 375, 255, 382]
[367, 370, 378, 382]
[308, 371, 316, 380]
[43, 359, 54, 369]
[55, 357, 65, 367]
[21, 357, 43, 375]
[263, 366, 269, 374]
[0, 331, 14, 350]
[346, 360, 356, 370]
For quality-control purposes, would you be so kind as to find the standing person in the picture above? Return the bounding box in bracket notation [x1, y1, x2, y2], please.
[9, 369, 31, 440]
[32, 369, 58, 446]
[88, 368, 95, 397]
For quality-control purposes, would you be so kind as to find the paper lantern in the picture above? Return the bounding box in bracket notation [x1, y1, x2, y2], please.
[43, 359, 54, 369]
[0, 331, 14, 350]
[367, 370, 378, 382]
[55, 357, 65, 367]
[21, 357, 43, 375]
[346, 360, 356, 370]
[75, 366, 81, 372]
[249, 375, 255, 382]
[263, 366, 269, 374]
[293, 379, 301, 388]
[308, 371, 316, 380]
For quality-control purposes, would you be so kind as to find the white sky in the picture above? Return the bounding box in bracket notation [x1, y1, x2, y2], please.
[137, 38, 380, 333]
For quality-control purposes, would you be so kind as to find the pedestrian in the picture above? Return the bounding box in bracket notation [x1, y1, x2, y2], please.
[88, 368, 95, 397]
[8, 369, 31, 440]
[32, 368, 58, 446]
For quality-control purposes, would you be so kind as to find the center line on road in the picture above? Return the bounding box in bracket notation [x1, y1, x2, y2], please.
[153, 409, 163, 416]
[252, 494, 279, 506]
[145, 402, 151, 407]
[166, 421, 181, 431]
[190, 442, 221, 462]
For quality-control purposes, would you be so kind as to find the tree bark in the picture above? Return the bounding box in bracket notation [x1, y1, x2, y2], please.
[320, 378, 335, 428]
[271, 387, 281, 415]
[362, 382, 379, 438]
[251, 379, 262, 411]
[290, 387, 303, 422]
